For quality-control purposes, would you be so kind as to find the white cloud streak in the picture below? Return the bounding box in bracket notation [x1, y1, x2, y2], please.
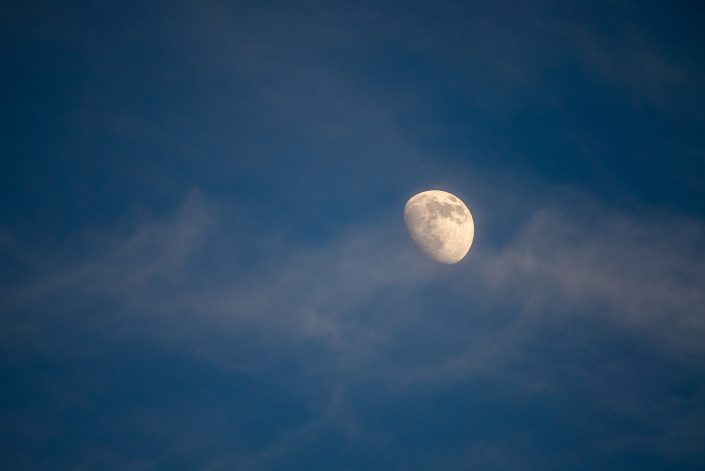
[2, 186, 705, 467]
[4, 187, 704, 373]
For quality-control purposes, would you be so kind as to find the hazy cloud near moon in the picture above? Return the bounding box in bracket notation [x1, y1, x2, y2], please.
[3, 189, 704, 364]
[2, 188, 705, 467]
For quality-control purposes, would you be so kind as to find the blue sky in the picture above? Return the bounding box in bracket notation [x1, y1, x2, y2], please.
[2, 1, 705, 469]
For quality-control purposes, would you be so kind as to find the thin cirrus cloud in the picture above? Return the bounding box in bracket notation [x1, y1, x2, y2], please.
[4, 185, 704, 374]
[3, 184, 705, 467]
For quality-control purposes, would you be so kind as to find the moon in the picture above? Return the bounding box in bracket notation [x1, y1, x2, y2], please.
[404, 190, 474, 264]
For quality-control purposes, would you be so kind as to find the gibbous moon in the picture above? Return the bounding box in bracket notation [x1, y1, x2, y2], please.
[404, 190, 474, 264]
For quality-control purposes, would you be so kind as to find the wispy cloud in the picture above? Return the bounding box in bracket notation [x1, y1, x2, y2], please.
[479, 201, 705, 352]
[4, 186, 704, 369]
[3, 184, 705, 467]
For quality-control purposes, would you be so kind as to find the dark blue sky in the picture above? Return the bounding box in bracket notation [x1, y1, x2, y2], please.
[2, 1, 705, 469]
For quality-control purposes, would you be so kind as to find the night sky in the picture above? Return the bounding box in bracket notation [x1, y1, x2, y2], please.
[2, 1, 705, 469]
